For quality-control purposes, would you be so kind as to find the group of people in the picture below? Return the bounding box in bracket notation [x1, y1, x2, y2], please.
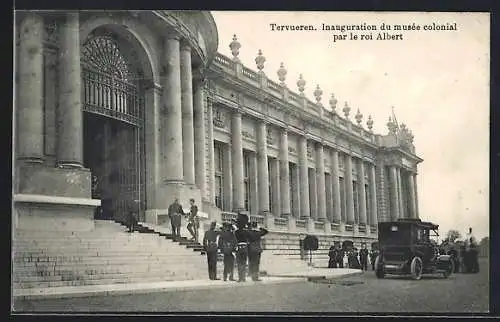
[202, 213, 269, 282]
[328, 242, 379, 270]
[167, 198, 200, 242]
[440, 237, 480, 274]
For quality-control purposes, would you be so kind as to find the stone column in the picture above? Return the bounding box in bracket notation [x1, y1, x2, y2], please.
[250, 152, 259, 213]
[257, 122, 270, 214]
[270, 158, 281, 216]
[325, 166, 333, 222]
[291, 164, 300, 217]
[180, 42, 195, 185]
[57, 12, 83, 168]
[413, 174, 420, 219]
[408, 172, 417, 219]
[144, 83, 162, 209]
[279, 129, 291, 216]
[369, 163, 378, 226]
[358, 159, 367, 225]
[315, 143, 327, 221]
[331, 150, 342, 224]
[162, 33, 183, 182]
[298, 136, 310, 218]
[193, 72, 206, 194]
[231, 111, 245, 211]
[389, 166, 400, 220]
[397, 167, 405, 218]
[345, 154, 355, 224]
[206, 96, 216, 204]
[309, 167, 317, 219]
[17, 12, 44, 163]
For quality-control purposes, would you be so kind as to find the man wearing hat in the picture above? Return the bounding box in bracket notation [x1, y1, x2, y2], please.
[203, 221, 220, 280]
[234, 213, 250, 282]
[247, 221, 269, 281]
[218, 222, 237, 281]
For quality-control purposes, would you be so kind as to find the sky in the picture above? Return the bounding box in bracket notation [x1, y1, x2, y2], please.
[211, 11, 490, 241]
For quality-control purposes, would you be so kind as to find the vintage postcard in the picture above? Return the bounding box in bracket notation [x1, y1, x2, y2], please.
[12, 10, 489, 314]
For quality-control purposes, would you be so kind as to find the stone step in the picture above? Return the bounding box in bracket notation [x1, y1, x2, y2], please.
[14, 253, 207, 265]
[14, 273, 197, 289]
[13, 263, 212, 279]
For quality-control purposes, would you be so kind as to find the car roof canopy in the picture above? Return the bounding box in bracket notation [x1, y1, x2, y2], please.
[378, 218, 439, 230]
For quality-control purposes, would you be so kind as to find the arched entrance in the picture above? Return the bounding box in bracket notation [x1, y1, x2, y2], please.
[81, 29, 146, 222]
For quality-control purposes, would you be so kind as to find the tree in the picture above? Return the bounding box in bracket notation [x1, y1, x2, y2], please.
[445, 230, 462, 243]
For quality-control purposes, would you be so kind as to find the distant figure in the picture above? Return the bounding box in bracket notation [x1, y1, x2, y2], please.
[125, 198, 139, 233]
[203, 221, 220, 280]
[234, 213, 250, 282]
[168, 198, 183, 240]
[186, 198, 200, 242]
[328, 246, 336, 268]
[247, 221, 268, 281]
[359, 243, 369, 271]
[218, 222, 237, 281]
[370, 245, 379, 271]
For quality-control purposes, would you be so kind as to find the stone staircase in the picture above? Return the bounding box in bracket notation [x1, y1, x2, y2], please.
[12, 220, 223, 290]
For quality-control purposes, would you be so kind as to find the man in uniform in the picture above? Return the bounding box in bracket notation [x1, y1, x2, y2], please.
[167, 198, 183, 240]
[335, 242, 344, 268]
[359, 242, 369, 271]
[234, 213, 250, 282]
[186, 198, 200, 242]
[247, 221, 269, 281]
[218, 222, 237, 281]
[203, 221, 220, 280]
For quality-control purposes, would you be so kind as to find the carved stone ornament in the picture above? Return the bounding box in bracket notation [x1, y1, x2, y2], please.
[307, 145, 313, 159]
[288, 146, 297, 154]
[329, 93, 338, 112]
[343, 102, 351, 119]
[366, 115, 374, 131]
[266, 127, 276, 145]
[355, 109, 363, 125]
[242, 130, 255, 140]
[255, 49, 266, 71]
[277, 62, 287, 86]
[313, 85, 323, 105]
[297, 74, 306, 96]
[213, 107, 226, 129]
[229, 34, 241, 62]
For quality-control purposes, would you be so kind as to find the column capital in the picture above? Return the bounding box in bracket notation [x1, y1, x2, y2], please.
[165, 29, 182, 41]
[180, 40, 192, 52]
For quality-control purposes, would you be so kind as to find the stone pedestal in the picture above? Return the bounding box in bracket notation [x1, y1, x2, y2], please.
[324, 221, 332, 234]
[307, 217, 315, 233]
[13, 164, 98, 231]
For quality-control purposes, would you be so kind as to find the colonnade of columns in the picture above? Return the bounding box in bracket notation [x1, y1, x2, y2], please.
[215, 113, 384, 229]
[388, 165, 419, 220]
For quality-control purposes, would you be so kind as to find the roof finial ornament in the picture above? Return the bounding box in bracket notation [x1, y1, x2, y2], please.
[329, 94, 338, 112]
[297, 74, 306, 96]
[355, 108, 363, 125]
[277, 62, 287, 86]
[367, 115, 374, 131]
[387, 116, 393, 133]
[255, 49, 266, 73]
[343, 102, 351, 119]
[229, 34, 241, 62]
[313, 85, 323, 105]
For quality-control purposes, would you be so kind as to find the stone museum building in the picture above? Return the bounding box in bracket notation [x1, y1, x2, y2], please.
[13, 10, 423, 289]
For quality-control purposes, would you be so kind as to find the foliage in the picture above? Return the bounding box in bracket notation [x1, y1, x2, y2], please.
[444, 229, 462, 243]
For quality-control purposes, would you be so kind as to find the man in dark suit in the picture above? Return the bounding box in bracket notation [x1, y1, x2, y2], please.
[218, 222, 237, 281]
[168, 198, 183, 240]
[203, 221, 220, 280]
[186, 198, 200, 242]
[247, 221, 268, 281]
[359, 242, 369, 271]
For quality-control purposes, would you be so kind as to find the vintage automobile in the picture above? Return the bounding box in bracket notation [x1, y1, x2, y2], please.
[374, 218, 454, 280]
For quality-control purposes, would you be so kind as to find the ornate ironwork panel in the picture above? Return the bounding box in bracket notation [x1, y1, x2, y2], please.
[82, 34, 145, 222]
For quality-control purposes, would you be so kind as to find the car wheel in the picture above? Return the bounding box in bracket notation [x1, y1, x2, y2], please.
[410, 256, 423, 280]
[443, 260, 454, 278]
[374, 255, 384, 279]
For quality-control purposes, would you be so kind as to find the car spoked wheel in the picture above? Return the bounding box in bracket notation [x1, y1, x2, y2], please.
[443, 260, 454, 278]
[410, 256, 423, 280]
[374, 255, 385, 279]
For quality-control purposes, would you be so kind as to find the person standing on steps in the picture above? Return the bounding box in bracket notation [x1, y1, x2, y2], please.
[203, 221, 220, 280]
[186, 198, 200, 242]
[168, 198, 183, 240]
[234, 213, 250, 282]
[247, 221, 268, 281]
[218, 222, 237, 281]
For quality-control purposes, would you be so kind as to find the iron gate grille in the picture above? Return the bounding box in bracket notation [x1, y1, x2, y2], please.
[81, 34, 145, 221]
